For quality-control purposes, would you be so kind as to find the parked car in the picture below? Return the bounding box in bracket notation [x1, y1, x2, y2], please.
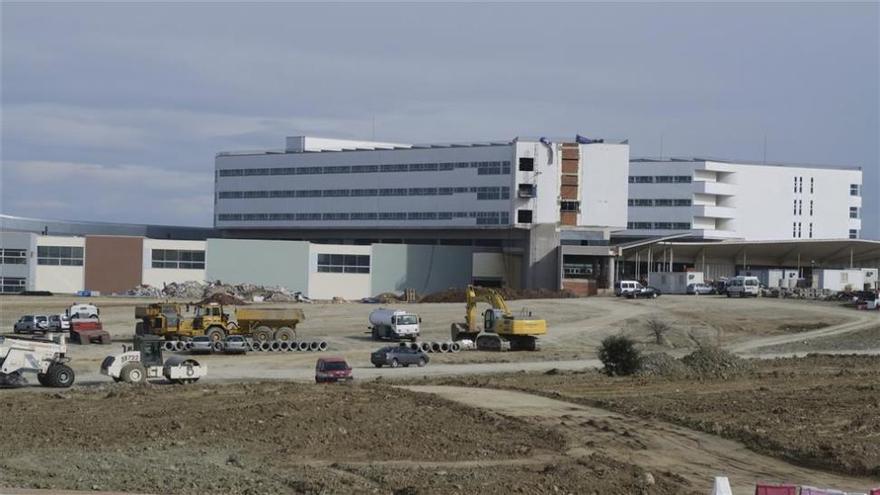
[629, 286, 662, 299]
[66, 303, 99, 319]
[47, 314, 71, 332]
[615, 280, 643, 297]
[223, 335, 249, 354]
[315, 357, 353, 383]
[13, 315, 49, 334]
[371, 344, 429, 368]
[189, 335, 214, 354]
[686, 283, 714, 295]
[726, 276, 761, 298]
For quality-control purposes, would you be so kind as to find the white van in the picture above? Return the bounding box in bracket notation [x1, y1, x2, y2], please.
[615, 280, 642, 297]
[726, 276, 760, 298]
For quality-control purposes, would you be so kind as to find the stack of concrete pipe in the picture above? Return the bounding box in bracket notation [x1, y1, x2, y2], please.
[162, 340, 329, 353]
[406, 341, 463, 354]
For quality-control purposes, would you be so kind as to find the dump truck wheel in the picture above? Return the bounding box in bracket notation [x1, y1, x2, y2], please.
[121, 363, 146, 384]
[37, 373, 49, 386]
[44, 364, 75, 388]
[205, 327, 225, 342]
[275, 327, 296, 341]
[252, 326, 273, 343]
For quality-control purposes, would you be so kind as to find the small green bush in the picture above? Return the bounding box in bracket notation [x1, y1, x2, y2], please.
[598, 335, 642, 376]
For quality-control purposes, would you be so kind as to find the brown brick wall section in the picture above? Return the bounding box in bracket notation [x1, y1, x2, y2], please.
[561, 185, 579, 200]
[562, 279, 597, 297]
[561, 159, 579, 174]
[561, 175, 579, 186]
[561, 148, 579, 160]
[560, 211, 577, 226]
[84, 236, 143, 294]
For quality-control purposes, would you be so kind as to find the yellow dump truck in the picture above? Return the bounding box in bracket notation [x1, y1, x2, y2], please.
[135, 303, 305, 343]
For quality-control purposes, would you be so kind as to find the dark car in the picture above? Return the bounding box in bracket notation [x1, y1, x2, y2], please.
[627, 286, 661, 299]
[371, 345, 429, 368]
[315, 357, 353, 383]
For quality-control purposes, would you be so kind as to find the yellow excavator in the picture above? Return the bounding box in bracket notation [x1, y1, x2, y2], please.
[450, 285, 546, 351]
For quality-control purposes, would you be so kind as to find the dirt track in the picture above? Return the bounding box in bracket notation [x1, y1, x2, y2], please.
[407, 385, 876, 495]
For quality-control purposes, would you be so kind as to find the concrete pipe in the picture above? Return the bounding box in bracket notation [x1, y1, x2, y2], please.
[212, 341, 223, 353]
[260, 341, 271, 352]
[430, 342, 442, 353]
[269, 341, 281, 352]
[450, 342, 462, 353]
[308, 341, 320, 352]
[318, 341, 328, 352]
[285, 341, 296, 352]
[163, 341, 175, 351]
[175, 341, 187, 352]
[439, 342, 451, 353]
[409, 342, 420, 351]
[420, 342, 432, 353]
[184, 341, 194, 351]
[298, 341, 310, 352]
[250, 341, 261, 352]
[279, 341, 290, 352]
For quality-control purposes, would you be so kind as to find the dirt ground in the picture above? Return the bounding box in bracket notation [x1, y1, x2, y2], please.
[427, 355, 880, 482]
[2, 294, 879, 494]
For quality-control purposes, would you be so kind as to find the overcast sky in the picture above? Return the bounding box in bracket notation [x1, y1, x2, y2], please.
[2, 2, 878, 238]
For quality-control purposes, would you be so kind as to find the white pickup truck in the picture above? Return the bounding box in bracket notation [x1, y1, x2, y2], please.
[368, 308, 421, 341]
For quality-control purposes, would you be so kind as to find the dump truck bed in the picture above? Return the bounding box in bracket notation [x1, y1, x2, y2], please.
[235, 308, 305, 324]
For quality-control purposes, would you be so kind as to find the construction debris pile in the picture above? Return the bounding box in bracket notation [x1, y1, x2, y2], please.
[419, 287, 574, 303]
[126, 280, 310, 303]
[638, 348, 752, 379]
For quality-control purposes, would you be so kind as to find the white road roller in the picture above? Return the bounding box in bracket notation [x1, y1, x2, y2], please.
[0, 334, 75, 388]
[101, 335, 206, 384]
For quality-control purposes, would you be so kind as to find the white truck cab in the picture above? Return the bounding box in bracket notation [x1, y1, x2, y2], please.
[369, 308, 421, 341]
[726, 276, 761, 298]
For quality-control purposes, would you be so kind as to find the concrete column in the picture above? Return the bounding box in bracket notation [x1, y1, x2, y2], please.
[607, 257, 616, 289]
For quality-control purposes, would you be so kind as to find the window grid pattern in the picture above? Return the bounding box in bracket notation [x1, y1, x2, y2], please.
[218, 161, 511, 178]
[152, 249, 206, 269]
[0, 277, 25, 294]
[218, 211, 511, 224]
[317, 254, 370, 274]
[627, 222, 691, 230]
[629, 199, 692, 207]
[1, 248, 27, 265]
[219, 186, 509, 200]
[37, 246, 84, 266]
[629, 175, 692, 184]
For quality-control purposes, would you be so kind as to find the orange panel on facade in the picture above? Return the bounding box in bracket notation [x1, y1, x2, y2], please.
[561, 148, 579, 160]
[560, 211, 577, 225]
[561, 159, 579, 174]
[561, 185, 578, 199]
[84, 236, 143, 294]
[561, 175, 579, 186]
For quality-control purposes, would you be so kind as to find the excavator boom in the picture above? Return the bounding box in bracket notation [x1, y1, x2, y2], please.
[452, 285, 546, 351]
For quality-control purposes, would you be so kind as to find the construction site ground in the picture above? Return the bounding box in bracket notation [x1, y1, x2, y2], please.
[1, 294, 878, 494]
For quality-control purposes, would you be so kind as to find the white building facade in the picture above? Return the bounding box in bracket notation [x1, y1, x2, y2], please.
[214, 136, 629, 231]
[623, 159, 863, 241]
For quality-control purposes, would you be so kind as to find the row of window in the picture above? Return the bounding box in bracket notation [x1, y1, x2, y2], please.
[628, 175, 693, 184]
[218, 161, 513, 178]
[217, 211, 511, 225]
[151, 249, 206, 270]
[628, 199, 692, 207]
[849, 207, 860, 219]
[1, 248, 27, 265]
[0, 276, 25, 294]
[317, 254, 370, 274]
[792, 199, 815, 217]
[627, 222, 692, 230]
[792, 222, 815, 239]
[37, 246, 84, 266]
[218, 186, 511, 200]
[793, 176, 815, 194]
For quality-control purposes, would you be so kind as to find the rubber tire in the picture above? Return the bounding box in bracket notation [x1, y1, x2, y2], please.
[417, 358, 426, 367]
[390, 358, 399, 369]
[274, 327, 296, 342]
[252, 326, 273, 343]
[44, 364, 75, 388]
[371, 327, 379, 340]
[121, 363, 147, 384]
[205, 327, 226, 343]
[37, 373, 49, 386]
[374, 363, 383, 368]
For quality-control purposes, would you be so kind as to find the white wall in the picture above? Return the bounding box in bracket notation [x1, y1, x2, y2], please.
[513, 140, 558, 225]
[579, 143, 629, 229]
[34, 236, 84, 294]
[307, 244, 372, 300]
[142, 239, 206, 287]
[625, 160, 862, 241]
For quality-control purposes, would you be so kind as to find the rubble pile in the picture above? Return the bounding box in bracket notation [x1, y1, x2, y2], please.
[637, 353, 692, 378]
[681, 346, 753, 378]
[419, 287, 575, 303]
[126, 280, 308, 303]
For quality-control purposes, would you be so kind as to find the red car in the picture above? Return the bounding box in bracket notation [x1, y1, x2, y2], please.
[315, 357, 353, 383]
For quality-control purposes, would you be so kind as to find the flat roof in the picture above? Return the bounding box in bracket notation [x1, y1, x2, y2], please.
[631, 156, 861, 171]
[0, 214, 216, 240]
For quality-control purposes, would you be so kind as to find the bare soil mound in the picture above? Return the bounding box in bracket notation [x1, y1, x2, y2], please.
[637, 353, 692, 378]
[681, 346, 753, 378]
